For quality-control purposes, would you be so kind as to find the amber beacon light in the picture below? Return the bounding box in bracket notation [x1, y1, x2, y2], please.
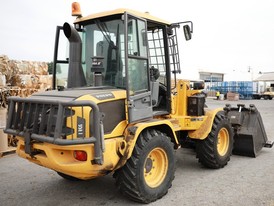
[72, 2, 82, 17]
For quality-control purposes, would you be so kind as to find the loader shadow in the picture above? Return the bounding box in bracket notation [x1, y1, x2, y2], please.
[175, 147, 201, 170]
[21, 172, 140, 206]
[52, 175, 135, 205]
[23, 151, 200, 206]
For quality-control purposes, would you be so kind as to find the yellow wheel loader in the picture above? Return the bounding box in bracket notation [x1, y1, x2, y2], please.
[4, 3, 273, 203]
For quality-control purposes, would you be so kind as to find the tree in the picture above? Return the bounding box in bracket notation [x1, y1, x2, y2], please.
[47, 62, 53, 74]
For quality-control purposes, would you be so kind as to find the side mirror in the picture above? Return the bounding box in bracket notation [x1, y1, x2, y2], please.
[183, 25, 192, 41]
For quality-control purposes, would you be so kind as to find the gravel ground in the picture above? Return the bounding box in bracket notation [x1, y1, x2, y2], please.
[0, 98, 273, 206]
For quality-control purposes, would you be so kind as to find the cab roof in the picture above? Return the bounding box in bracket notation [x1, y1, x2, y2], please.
[74, 8, 171, 26]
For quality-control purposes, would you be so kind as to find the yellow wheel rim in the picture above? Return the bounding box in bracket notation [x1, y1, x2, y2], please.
[217, 128, 229, 156]
[144, 147, 168, 188]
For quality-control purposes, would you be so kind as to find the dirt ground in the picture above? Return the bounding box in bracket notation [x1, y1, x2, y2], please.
[0, 98, 273, 206]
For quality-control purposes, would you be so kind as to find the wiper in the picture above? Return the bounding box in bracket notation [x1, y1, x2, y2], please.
[95, 19, 117, 49]
[115, 24, 121, 71]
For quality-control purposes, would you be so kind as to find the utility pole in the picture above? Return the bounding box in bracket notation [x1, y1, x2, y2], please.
[248, 66, 253, 81]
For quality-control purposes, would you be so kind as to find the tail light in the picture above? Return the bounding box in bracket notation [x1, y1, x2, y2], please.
[74, 150, 87, 161]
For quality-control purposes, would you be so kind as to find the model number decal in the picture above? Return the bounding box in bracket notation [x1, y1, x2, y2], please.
[77, 117, 86, 138]
[190, 117, 204, 121]
[93, 93, 115, 100]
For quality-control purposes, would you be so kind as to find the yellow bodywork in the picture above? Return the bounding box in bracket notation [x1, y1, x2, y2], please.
[16, 89, 128, 179]
[187, 108, 222, 139]
[66, 90, 127, 140]
[15, 80, 221, 179]
[16, 136, 124, 179]
[170, 80, 222, 139]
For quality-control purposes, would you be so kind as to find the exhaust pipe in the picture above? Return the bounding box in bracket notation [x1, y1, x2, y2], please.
[63, 22, 86, 88]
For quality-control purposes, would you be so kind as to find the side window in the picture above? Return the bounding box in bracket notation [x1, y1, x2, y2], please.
[54, 27, 69, 88]
[147, 28, 166, 86]
[128, 19, 147, 57]
[127, 18, 149, 94]
[53, 26, 85, 89]
[137, 20, 147, 57]
[128, 58, 148, 92]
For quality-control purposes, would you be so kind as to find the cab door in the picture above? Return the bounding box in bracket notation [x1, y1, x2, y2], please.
[124, 13, 153, 123]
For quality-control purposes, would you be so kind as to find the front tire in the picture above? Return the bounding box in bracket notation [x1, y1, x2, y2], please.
[114, 129, 175, 203]
[196, 111, 234, 169]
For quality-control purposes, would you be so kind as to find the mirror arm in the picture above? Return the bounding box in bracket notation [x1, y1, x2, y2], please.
[171, 21, 193, 33]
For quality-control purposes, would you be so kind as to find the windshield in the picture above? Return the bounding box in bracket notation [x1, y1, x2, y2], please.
[83, 19, 125, 88]
[54, 18, 125, 89]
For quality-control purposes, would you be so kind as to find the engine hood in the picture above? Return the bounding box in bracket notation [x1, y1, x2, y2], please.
[29, 87, 125, 102]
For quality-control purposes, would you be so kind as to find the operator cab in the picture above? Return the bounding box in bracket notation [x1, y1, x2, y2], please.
[53, 8, 192, 122]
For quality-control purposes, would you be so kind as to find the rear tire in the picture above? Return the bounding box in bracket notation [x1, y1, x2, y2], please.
[263, 95, 269, 100]
[114, 129, 175, 203]
[196, 111, 233, 169]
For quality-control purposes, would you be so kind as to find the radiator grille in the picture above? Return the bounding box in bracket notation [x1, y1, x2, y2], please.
[7, 100, 74, 138]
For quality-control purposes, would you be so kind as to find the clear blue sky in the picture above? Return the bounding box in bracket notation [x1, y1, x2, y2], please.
[1, 0, 274, 77]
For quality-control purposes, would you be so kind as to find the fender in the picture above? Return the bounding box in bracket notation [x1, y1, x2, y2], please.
[114, 119, 179, 170]
[188, 108, 223, 140]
